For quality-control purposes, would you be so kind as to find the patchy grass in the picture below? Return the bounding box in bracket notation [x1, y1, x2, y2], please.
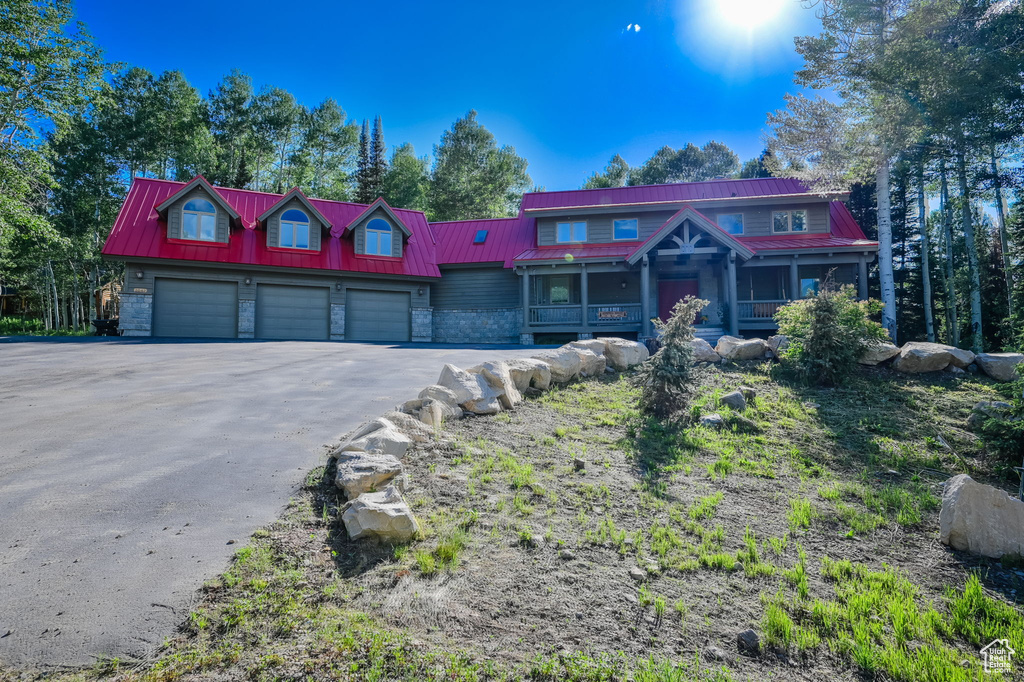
[8, 366, 1021, 682]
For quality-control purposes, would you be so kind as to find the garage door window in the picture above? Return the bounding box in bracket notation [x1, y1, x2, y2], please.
[183, 199, 217, 241]
[366, 218, 392, 255]
[280, 209, 310, 249]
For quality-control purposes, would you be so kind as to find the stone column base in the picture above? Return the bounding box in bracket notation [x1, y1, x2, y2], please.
[412, 307, 433, 343]
[520, 333, 535, 345]
[238, 299, 255, 339]
[118, 293, 152, 337]
[330, 303, 345, 341]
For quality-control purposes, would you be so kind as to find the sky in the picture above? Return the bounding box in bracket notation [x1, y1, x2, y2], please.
[73, 0, 823, 191]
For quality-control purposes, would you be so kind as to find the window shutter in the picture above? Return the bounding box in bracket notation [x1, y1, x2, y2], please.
[310, 220, 321, 250]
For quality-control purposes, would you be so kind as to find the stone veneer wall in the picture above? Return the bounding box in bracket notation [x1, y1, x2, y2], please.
[119, 293, 152, 336]
[412, 307, 433, 343]
[238, 300, 255, 338]
[330, 304, 346, 341]
[433, 308, 520, 344]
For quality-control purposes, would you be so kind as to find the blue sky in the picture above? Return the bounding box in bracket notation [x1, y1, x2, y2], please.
[74, 0, 822, 191]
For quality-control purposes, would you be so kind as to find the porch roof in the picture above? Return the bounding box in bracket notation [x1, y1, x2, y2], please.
[513, 242, 639, 264]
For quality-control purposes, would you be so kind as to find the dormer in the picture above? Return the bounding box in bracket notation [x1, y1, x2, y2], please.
[155, 176, 240, 244]
[258, 188, 332, 251]
[343, 198, 413, 258]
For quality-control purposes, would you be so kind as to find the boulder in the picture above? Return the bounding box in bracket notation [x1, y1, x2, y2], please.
[437, 364, 502, 414]
[342, 485, 419, 542]
[767, 335, 789, 358]
[736, 629, 760, 657]
[975, 352, 1024, 382]
[469, 360, 523, 410]
[966, 400, 1014, 430]
[418, 384, 461, 413]
[334, 451, 404, 500]
[603, 338, 650, 371]
[939, 474, 1024, 559]
[572, 348, 607, 377]
[699, 414, 725, 429]
[689, 338, 721, 363]
[947, 347, 977, 369]
[859, 342, 901, 366]
[715, 336, 769, 362]
[720, 390, 746, 411]
[335, 418, 413, 458]
[382, 411, 436, 443]
[532, 347, 583, 384]
[738, 386, 757, 401]
[568, 338, 608, 356]
[505, 358, 552, 392]
[415, 399, 445, 430]
[891, 342, 955, 374]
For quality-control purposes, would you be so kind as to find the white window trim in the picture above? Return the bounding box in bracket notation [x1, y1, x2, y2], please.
[772, 209, 808, 234]
[182, 198, 217, 242]
[717, 213, 744, 236]
[612, 217, 639, 241]
[365, 218, 393, 256]
[556, 220, 587, 244]
[279, 209, 311, 249]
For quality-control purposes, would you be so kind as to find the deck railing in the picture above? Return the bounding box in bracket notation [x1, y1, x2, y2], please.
[737, 299, 790, 320]
[587, 304, 642, 325]
[529, 304, 583, 325]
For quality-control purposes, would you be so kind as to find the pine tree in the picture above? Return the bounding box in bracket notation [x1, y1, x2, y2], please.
[366, 115, 388, 200]
[353, 119, 372, 204]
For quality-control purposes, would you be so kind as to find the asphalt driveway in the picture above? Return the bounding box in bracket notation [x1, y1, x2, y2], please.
[0, 338, 536, 668]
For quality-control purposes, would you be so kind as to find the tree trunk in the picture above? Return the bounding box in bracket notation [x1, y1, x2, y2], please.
[876, 160, 898, 343]
[917, 160, 935, 342]
[956, 144, 983, 352]
[990, 144, 1014, 320]
[940, 162, 959, 346]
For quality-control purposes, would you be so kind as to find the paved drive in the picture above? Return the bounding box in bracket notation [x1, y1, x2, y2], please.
[0, 338, 535, 668]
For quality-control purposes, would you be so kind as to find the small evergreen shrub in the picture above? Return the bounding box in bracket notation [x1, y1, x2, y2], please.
[774, 280, 888, 386]
[977, 377, 1024, 466]
[634, 296, 708, 419]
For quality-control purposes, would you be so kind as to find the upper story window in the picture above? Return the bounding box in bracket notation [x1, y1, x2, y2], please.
[182, 198, 217, 241]
[718, 213, 744, 235]
[280, 208, 310, 249]
[772, 209, 807, 233]
[613, 218, 638, 241]
[366, 218, 393, 255]
[556, 221, 587, 243]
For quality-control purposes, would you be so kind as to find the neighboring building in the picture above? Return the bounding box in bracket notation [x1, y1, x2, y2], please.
[103, 175, 878, 344]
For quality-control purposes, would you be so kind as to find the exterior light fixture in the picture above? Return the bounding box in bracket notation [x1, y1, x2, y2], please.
[135, 269, 144, 279]
[621, 280, 627, 289]
[335, 282, 343, 291]
[417, 287, 424, 296]
[244, 276, 252, 285]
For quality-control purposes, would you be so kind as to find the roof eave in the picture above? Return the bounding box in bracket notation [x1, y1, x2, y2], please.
[153, 175, 241, 221]
[523, 191, 848, 214]
[257, 188, 334, 229]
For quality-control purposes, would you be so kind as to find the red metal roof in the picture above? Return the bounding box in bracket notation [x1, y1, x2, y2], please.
[520, 177, 820, 212]
[430, 217, 535, 268]
[513, 243, 641, 263]
[103, 178, 440, 278]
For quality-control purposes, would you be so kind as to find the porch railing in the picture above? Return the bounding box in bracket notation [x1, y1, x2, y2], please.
[737, 299, 790, 320]
[529, 304, 582, 325]
[587, 304, 642, 325]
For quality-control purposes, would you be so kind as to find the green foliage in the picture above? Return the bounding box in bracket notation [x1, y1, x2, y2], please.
[977, 377, 1024, 463]
[634, 296, 709, 419]
[627, 141, 739, 186]
[428, 110, 531, 221]
[581, 154, 629, 189]
[774, 282, 888, 386]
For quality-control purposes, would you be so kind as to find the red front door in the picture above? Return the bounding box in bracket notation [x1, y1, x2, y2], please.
[658, 279, 700, 322]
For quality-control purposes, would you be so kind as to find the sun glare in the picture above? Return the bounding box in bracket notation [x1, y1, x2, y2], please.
[713, 0, 786, 30]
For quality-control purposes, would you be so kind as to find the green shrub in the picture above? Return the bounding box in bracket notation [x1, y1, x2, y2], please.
[977, 377, 1024, 464]
[634, 296, 709, 419]
[774, 281, 888, 386]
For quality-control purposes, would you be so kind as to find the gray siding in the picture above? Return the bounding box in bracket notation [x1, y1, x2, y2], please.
[588, 272, 641, 304]
[264, 197, 323, 250]
[432, 266, 519, 309]
[534, 201, 831, 245]
[536, 211, 676, 246]
[699, 202, 829, 237]
[166, 187, 230, 243]
[352, 208, 403, 258]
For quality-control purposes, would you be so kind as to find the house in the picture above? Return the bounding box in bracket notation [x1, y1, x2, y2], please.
[103, 175, 878, 344]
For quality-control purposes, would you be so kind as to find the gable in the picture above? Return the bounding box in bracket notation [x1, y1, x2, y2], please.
[165, 186, 231, 243]
[351, 207, 404, 258]
[263, 197, 324, 251]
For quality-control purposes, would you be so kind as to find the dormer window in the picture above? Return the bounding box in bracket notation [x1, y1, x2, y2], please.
[280, 208, 310, 249]
[183, 198, 217, 241]
[366, 218, 392, 255]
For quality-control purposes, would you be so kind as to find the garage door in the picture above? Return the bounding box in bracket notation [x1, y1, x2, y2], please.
[345, 289, 410, 342]
[152, 278, 238, 339]
[255, 284, 330, 340]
